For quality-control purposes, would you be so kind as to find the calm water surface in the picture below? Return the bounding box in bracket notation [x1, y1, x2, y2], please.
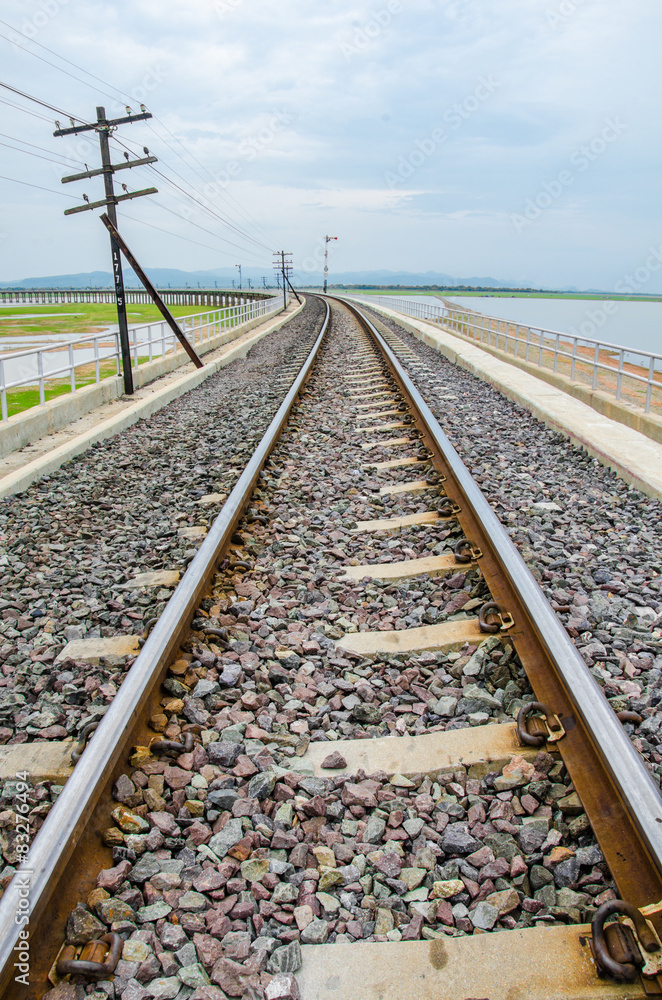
[441, 296, 662, 358]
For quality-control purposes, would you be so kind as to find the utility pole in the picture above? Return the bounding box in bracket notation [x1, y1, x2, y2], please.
[273, 251, 293, 310]
[100, 214, 202, 369]
[323, 235, 338, 294]
[235, 264, 242, 291]
[54, 105, 157, 395]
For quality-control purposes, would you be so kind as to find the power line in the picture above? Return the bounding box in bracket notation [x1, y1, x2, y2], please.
[0, 173, 78, 198]
[0, 27, 280, 270]
[119, 154, 273, 260]
[112, 130, 273, 252]
[119, 121, 276, 249]
[122, 212, 271, 265]
[149, 166, 272, 252]
[102, 151, 274, 262]
[0, 95, 56, 123]
[0, 80, 89, 123]
[150, 200, 272, 262]
[146, 119, 275, 245]
[0, 19, 277, 248]
[0, 17, 133, 103]
[0, 138, 84, 168]
[0, 130, 85, 163]
[0, 29, 121, 106]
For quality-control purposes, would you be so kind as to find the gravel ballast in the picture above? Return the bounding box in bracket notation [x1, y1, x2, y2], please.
[358, 301, 662, 782]
[0, 300, 325, 863]
[25, 304, 618, 1000]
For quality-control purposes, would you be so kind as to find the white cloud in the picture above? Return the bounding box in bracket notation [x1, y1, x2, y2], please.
[0, 0, 660, 288]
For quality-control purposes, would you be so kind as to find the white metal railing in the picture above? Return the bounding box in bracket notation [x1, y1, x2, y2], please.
[345, 293, 662, 415]
[0, 294, 283, 422]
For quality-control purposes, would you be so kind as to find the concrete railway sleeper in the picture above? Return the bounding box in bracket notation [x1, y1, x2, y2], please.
[1, 297, 661, 999]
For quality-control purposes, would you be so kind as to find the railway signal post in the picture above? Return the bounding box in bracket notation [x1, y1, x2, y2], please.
[323, 234, 338, 293]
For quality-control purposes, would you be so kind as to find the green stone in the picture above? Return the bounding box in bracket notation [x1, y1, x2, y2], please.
[274, 803, 294, 827]
[403, 887, 429, 903]
[390, 773, 415, 788]
[137, 901, 172, 922]
[558, 792, 583, 815]
[318, 868, 344, 891]
[399, 868, 426, 891]
[178, 891, 208, 912]
[315, 892, 341, 915]
[178, 963, 211, 988]
[240, 859, 270, 883]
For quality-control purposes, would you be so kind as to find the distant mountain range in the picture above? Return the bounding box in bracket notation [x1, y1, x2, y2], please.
[0, 267, 579, 292]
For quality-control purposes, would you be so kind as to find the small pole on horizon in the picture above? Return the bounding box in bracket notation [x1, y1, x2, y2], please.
[273, 251, 293, 309]
[323, 235, 338, 294]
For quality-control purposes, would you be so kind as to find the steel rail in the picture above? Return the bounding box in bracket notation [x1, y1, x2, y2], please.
[334, 297, 662, 899]
[0, 299, 331, 1000]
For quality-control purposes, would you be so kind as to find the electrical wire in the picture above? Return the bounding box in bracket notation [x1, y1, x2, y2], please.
[0, 30, 121, 107]
[114, 125, 276, 250]
[111, 152, 273, 261]
[0, 138, 83, 168]
[149, 166, 271, 251]
[0, 130, 85, 163]
[0, 174, 78, 198]
[0, 80, 89, 123]
[122, 212, 272, 266]
[150, 200, 270, 261]
[0, 26, 281, 263]
[0, 20, 278, 249]
[0, 95, 56, 124]
[111, 130, 273, 253]
[0, 17, 132, 103]
[146, 119, 275, 244]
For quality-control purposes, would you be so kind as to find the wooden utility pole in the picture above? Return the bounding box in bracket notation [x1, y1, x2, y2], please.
[273, 251, 293, 310]
[54, 106, 158, 394]
[100, 214, 202, 369]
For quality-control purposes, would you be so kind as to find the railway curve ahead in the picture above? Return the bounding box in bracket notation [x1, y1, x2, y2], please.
[2, 295, 662, 1000]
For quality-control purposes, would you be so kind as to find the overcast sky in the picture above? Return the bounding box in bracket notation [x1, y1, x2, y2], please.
[0, 0, 661, 290]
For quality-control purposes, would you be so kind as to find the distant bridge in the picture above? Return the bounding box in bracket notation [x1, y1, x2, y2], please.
[0, 287, 272, 306]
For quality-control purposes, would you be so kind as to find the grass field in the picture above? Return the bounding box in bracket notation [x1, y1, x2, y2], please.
[0, 302, 207, 339]
[3, 356, 156, 418]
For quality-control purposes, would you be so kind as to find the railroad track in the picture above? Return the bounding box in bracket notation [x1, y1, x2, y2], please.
[2, 295, 662, 1000]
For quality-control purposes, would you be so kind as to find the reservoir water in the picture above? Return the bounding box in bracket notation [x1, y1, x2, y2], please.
[441, 296, 662, 359]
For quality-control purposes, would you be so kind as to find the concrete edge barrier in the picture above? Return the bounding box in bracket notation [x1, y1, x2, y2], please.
[355, 299, 662, 503]
[0, 306, 286, 460]
[0, 299, 304, 499]
[433, 325, 662, 445]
